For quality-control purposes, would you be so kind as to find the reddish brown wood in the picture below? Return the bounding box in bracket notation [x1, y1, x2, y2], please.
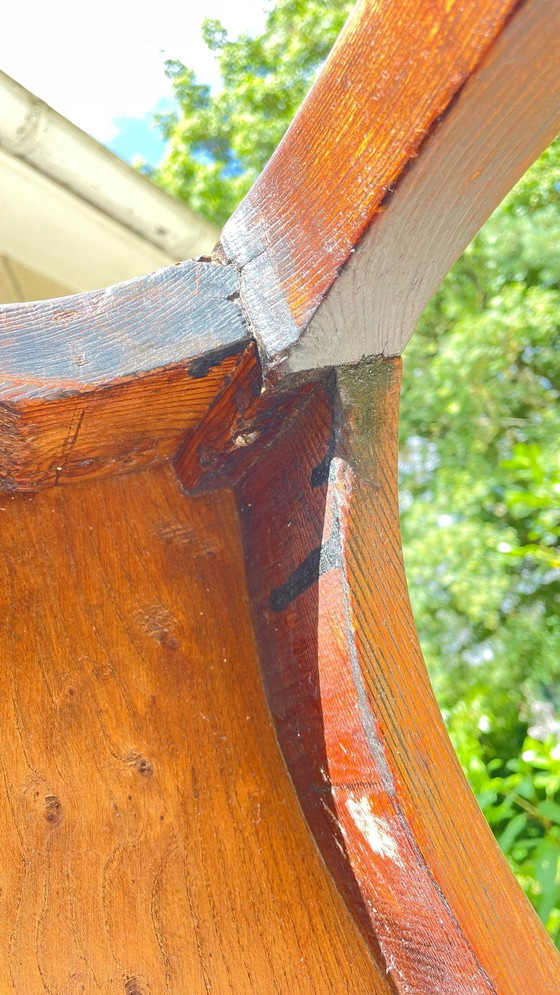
[235, 358, 560, 993]
[175, 343, 263, 491]
[175, 343, 320, 493]
[218, 0, 517, 362]
[0, 348, 244, 490]
[0, 0, 557, 989]
[0, 259, 249, 489]
[0, 464, 388, 992]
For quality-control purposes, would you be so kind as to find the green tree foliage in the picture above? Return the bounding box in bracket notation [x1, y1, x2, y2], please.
[400, 139, 560, 942]
[154, 1, 560, 941]
[153, 1, 354, 224]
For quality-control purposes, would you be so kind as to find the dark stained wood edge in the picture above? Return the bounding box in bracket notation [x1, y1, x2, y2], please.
[175, 343, 263, 491]
[287, 0, 560, 372]
[229, 357, 560, 993]
[217, 0, 520, 366]
[0, 260, 246, 401]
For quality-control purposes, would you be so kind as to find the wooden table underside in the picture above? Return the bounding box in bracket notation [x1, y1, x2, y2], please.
[1, 0, 559, 991]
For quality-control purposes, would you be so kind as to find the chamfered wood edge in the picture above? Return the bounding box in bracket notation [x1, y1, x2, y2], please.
[230, 355, 560, 993]
[0, 345, 251, 491]
[0, 0, 556, 487]
[0, 0, 555, 986]
[285, 0, 560, 373]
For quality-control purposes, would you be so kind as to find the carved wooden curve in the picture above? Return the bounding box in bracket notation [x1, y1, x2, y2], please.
[0, 1, 558, 991]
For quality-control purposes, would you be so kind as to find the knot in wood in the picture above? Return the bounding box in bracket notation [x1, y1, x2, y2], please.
[233, 430, 259, 447]
[135, 757, 154, 778]
[125, 980, 144, 995]
[45, 795, 62, 826]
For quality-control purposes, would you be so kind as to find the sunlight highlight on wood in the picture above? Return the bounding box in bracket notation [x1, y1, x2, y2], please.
[288, 0, 560, 371]
[218, 0, 517, 363]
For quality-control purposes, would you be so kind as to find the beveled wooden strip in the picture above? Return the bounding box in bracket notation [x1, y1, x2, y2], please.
[0, 464, 388, 992]
[237, 358, 560, 992]
[218, 0, 516, 364]
[288, 0, 560, 371]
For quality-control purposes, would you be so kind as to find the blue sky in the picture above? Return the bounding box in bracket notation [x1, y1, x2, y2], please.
[110, 99, 177, 168]
[2, 1, 267, 168]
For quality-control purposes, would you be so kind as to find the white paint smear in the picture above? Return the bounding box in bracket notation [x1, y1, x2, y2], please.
[346, 796, 404, 867]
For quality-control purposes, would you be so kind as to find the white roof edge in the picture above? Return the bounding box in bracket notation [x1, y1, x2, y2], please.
[0, 70, 220, 262]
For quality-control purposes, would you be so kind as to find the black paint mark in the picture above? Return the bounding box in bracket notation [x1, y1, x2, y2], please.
[270, 519, 341, 612]
[311, 369, 338, 487]
[188, 340, 246, 379]
[270, 546, 321, 612]
[311, 449, 333, 488]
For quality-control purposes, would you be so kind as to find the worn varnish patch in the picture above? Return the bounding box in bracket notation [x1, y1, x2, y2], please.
[0, 261, 245, 400]
[175, 342, 321, 493]
[0, 464, 387, 992]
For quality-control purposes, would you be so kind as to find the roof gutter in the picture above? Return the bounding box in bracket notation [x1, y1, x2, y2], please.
[0, 70, 219, 261]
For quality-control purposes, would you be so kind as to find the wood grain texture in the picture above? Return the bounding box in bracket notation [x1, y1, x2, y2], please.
[0, 260, 249, 489]
[217, 0, 517, 364]
[0, 261, 244, 400]
[175, 343, 320, 493]
[0, 348, 245, 490]
[0, 464, 388, 993]
[237, 358, 560, 992]
[175, 343, 264, 491]
[287, 0, 560, 372]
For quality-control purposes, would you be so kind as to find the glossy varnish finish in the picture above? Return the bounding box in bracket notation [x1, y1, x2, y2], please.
[0, 0, 559, 989]
[0, 465, 388, 992]
[0, 349, 244, 490]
